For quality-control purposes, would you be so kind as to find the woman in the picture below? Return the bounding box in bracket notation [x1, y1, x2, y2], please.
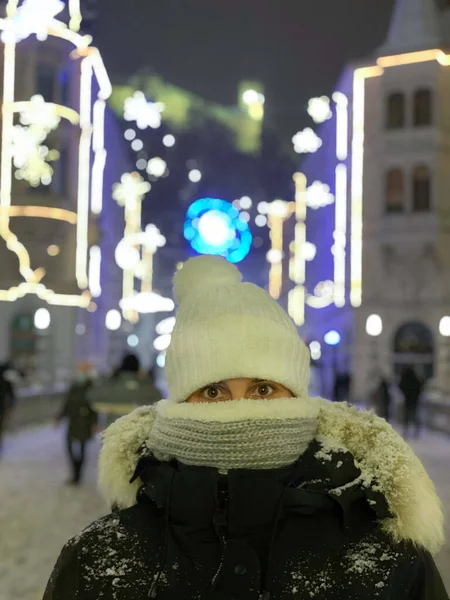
[44, 256, 447, 599]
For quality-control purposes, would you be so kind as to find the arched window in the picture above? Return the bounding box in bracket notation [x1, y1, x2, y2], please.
[413, 89, 433, 127]
[413, 166, 431, 212]
[385, 168, 404, 213]
[386, 93, 405, 129]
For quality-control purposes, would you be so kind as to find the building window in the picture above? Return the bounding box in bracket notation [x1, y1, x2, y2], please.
[36, 64, 56, 102]
[413, 89, 433, 127]
[386, 93, 405, 129]
[413, 166, 431, 212]
[385, 168, 404, 213]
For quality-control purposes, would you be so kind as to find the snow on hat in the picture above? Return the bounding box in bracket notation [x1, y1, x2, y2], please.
[165, 255, 310, 403]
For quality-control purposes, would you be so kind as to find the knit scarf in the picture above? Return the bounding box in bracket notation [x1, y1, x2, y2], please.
[148, 397, 319, 472]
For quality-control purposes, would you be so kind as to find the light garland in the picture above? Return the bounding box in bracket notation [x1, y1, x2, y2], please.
[124, 91, 164, 130]
[0, 1, 112, 307]
[333, 164, 347, 307]
[306, 181, 335, 210]
[267, 199, 295, 300]
[288, 173, 307, 325]
[332, 92, 348, 161]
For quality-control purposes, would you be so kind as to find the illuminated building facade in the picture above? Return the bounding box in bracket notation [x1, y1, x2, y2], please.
[0, 1, 127, 382]
[294, 0, 450, 400]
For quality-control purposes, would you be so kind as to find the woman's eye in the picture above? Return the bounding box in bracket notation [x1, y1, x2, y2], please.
[204, 386, 221, 399]
[256, 384, 275, 397]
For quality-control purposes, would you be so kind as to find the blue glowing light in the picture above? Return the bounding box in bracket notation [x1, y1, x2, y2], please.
[324, 330, 341, 346]
[184, 198, 252, 263]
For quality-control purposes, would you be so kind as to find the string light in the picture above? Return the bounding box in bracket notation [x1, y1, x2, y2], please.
[333, 164, 347, 307]
[0, 3, 111, 307]
[350, 65, 382, 308]
[306, 281, 335, 309]
[255, 215, 267, 227]
[267, 199, 294, 299]
[88, 245, 102, 298]
[332, 92, 348, 161]
[131, 139, 144, 152]
[105, 309, 122, 331]
[307, 96, 332, 124]
[147, 157, 167, 178]
[124, 129, 136, 141]
[288, 173, 307, 325]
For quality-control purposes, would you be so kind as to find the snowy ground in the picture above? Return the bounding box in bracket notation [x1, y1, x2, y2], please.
[0, 424, 449, 600]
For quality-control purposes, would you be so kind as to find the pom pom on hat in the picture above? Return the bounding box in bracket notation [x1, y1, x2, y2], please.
[173, 256, 242, 303]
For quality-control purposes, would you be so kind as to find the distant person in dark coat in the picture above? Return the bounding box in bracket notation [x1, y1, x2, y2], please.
[399, 367, 423, 439]
[0, 362, 16, 453]
[56, 364, 98, 485]
[374, 377, 392, 422]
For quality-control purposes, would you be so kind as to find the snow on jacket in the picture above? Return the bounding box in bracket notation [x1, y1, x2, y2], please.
[43, 400, 448, 600]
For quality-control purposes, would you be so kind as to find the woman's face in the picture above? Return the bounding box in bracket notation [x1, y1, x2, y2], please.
[186, 378, 294, 403]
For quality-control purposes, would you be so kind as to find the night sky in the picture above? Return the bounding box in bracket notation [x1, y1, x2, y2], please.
[96, 0, 395, 138]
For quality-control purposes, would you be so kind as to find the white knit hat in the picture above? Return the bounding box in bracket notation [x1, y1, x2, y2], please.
[165, 256, 310, 403]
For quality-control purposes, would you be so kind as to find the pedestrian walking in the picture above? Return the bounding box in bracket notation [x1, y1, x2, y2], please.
[45, 256, 448, 600]
[0, 362, 16, 454]
[399, 367, 423, 439]
[56, 364, 98, 485]
[371, 375, 392, 422]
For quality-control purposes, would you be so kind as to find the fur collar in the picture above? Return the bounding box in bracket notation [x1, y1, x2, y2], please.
[98, 398, 444, 555]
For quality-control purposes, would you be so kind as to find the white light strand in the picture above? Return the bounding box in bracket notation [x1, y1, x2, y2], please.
[333, 91, 349, 161]
[333, 164, 347, 307]
[88, 245, 102, 298]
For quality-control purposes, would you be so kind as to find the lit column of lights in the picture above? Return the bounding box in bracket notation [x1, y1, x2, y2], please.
[267, 199, 295, 300]
[350, 66, 383, 308]
[91, 99, 107, 214]
[140, 225, 166, 293]
[113, 172, 151, 323]
[75, 56, 93, 289]
[332, 92, 348, 161]
[333, 164, 347, 307]
[288, 173, 307, 325]
[68, 0, 82, 32]
[88, 245, 102, 297]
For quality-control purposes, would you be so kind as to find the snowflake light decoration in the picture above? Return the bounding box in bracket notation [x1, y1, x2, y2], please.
[307, 96, 332, 124]
[19, 95, 61, 133]
[306, 181, 335, 209]
[113, 172, 151, 208]
[146, 157, 167, 178]
[1, 0, 65, 43]
[11, 125, 58, 186]
[292, 128, 323, 154]
[124, 91, 165, 130]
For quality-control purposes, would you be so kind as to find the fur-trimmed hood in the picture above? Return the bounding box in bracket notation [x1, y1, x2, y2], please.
[98, 398, 444, 555]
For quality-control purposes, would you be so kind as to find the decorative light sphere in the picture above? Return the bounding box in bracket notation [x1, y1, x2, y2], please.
[257, 201, 270, 215]
[185, 198, 252, 263]
[124, 129, 136, 141]
[156, 316, 176, 336]
[115, 245, 140, 270]
[255, 215, 267, 227]
[34, 308, 51, 330]
[188, 169, 202, 183]
[366, 314, 383, 337]
[136, 158, 148, 170]
[163, 134, 176, 147]
[307, 96, 332, 124]
[156, 353, 166, 368]
[266, 249, 283, 264]
[154, 334, 171, 352]
[105, 309, 122, 332]
[131, 139, 144, 152]
[47, 244, 60, 256]
[198, 211, 233, 247]
[239, 211, 251, 223]
[303, 242, 317, 261]
[239, 196, 252, 210]
[127, 334, 139, 348]
[242, 89, 260, 105]
[324, 330, 341, 346]
[439, 316, 450, 337]
[309, 341, 322, 361]
[147, 157, 167, 178]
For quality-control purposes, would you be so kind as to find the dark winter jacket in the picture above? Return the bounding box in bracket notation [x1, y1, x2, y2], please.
[58, 382, 98, 442]
[44, 401, 448, 600]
